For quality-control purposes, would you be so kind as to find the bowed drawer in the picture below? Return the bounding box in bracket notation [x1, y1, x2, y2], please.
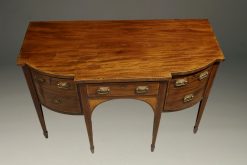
[164, 66, 212, 111]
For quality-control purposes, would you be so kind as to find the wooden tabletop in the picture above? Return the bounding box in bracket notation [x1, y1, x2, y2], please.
[17, 19, 224, 82]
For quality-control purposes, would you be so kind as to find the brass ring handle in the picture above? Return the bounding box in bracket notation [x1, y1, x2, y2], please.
[53, 98, 62, 104]
[136, 86, 149, 94]
[199, 71, 209, 80]
[175, 79, 188, 87]
[36, 77, 45, 83]
[184, 94, 194, 102]
[57, 81, 71, 89]
[97, 87, 110, 95]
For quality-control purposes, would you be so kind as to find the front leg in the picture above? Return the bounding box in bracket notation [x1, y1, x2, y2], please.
[22, 65, 48, 138]
[151, 112, 161, 152]
[79, 84, 95, 153]
[194, 63, 219, 133]
[151, 82, 167, 152]
[84, 115, 94, 153]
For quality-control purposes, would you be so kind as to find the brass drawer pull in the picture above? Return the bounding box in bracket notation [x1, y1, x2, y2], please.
[36, 77, 45, 83]
[53, 98, 62, 104]
[97, 87, 110, 95]
[184, 94, 194, 102]
[175, 79, 188, 87]
[199, 71, 209, 80]
[136, 86, 149, 94]
[57, 81, 71, 89]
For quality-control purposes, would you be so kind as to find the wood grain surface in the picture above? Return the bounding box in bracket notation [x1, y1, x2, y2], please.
[17, 19, 224, 82]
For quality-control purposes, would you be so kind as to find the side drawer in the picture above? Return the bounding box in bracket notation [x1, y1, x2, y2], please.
[164, 66, 212, 111]
[30, 69, 82, 114]
[37, 87, 81, 114]
[87, 82, 159, 97]
[31, 70, 76, 93]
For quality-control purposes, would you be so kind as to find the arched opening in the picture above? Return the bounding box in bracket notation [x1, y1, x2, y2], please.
[91, 99, 154, 151]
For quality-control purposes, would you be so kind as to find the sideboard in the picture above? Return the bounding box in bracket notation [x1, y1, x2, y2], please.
[17, 19, 224, 153]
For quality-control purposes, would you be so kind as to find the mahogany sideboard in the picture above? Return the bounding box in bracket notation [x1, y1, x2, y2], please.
[17, 19, 224, 153]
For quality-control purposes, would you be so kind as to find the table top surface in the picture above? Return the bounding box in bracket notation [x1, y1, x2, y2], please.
[17, 19, 224, 82]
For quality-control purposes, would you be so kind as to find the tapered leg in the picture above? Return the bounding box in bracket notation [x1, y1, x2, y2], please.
[194, 99, 207, 134]
[151, 82, 167, 152]
[22, 65, 48, 138]
[151, 112, 161, 152]
[84, 115, 94, 153]
[35, 103, 48, 138]
[79, 84, 95, 153]
[193, 63, 220, 134]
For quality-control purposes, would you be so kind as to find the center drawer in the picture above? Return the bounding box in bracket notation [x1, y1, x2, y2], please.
[86, 82, 159, 97]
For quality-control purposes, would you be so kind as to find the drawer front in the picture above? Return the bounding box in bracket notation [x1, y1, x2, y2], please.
[31, 70, 76, 93]
[37, 89, 81, 114]
[87, 82, 159, 97]
[31, 69, 82, 114]
[164, 67, 212, 111]
[164, 84, 205, 111]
